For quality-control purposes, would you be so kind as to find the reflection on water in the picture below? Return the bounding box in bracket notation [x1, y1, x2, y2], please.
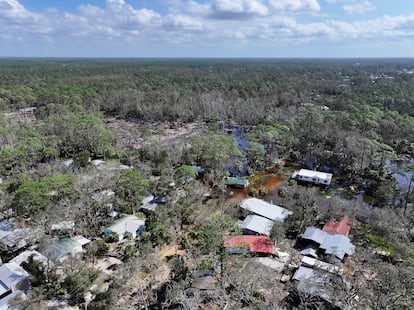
[386, 158, 414, 189]
[227, 166, 284, 202]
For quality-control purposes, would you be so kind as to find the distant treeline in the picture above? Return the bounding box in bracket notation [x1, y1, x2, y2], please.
[2, 58, 414, 123]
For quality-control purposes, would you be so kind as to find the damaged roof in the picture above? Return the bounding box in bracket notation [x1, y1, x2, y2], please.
[224, 235, 274, 254]
[323, 217, 352, 237]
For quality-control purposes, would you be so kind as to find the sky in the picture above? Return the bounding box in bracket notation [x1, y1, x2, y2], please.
[1, 0, 414, 57]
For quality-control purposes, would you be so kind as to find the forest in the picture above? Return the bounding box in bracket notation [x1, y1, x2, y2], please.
[1, 58, 414, 309]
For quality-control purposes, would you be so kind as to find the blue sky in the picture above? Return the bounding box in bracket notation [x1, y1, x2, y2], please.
[1, 0, 414, 57]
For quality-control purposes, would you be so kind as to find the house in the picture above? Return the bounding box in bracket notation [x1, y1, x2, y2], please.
[224, 235, 274, 255]
[0, 220, 38, 253]
[292, 169, 333, 186]
[50, 221, 75, 233]
[0, 263, 30, 303]
[323, 217, 352, 237]
[319, 234, 355, 260]
[45, 236, 90, 262]
[224, 177, 249, 189]
[302, 227, 328, 245]
[239, 215, 274, 236]
[301, 227, 354, 261]
[104, 214, 145, 241]
[240, 198, 292, 222]
[10, 250, 49, 267]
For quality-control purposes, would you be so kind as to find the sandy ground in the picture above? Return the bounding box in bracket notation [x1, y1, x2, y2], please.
[105, 117, 201, 150]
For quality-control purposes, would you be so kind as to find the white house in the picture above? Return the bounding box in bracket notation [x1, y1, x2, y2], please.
[292, 169, 333, 186]
[104, 214, 146, 241]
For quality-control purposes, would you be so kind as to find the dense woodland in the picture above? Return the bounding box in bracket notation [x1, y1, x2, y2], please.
[1, 59, 414, 309]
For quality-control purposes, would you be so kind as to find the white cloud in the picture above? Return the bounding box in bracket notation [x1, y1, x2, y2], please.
[343, 0, 375, 14]
[163, 14, 204, 30]
[0, 0, 36, 22]
[1, 0, 414, 56]
[210, 0, 268, 19]
[269, 0, 320, 12]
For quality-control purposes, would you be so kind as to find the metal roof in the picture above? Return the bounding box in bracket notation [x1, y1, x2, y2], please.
[72, 235, 91, 246]
[46, 237, 82, 260]
[10, 250, 49, 267]
[292, 266, 315, 281]
[0, 263, 29, 291]
[106, 214, 145, 236]
[320, 234, 355, 260]
[224, 177, 249, 186]
[240, 198, 293, 222]
[302, 227, 328, 245]
[223, 235, 274, 254]
[297, 169, 333, 181]
[240, 215, 274, 236]
[301, 256, 343, 275]
[323, 217, 352, 237]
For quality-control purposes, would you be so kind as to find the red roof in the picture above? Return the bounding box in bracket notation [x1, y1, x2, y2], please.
[323, 217, 352, 237]
[223, 236, 273, 254]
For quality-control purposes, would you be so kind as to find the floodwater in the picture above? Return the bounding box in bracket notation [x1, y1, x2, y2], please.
[386, 158, 414, 189]
[226, 166, 285, 202]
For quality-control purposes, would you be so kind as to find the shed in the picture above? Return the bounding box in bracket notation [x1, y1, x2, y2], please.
[319, 234, 355, 260]
[224, 235, 274, 255]
[224, 177, 249, 189]
[292, 169, 333, 186]
[323, 217, 352, 237]
[104, 214, 145, 241]
[302, 227, 328, 245]
[239, 215, 274, 236]
[240, 198, 292, 222]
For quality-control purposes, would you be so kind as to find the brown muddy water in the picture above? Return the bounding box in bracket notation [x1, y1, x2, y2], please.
[227, 166, 285, 202]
